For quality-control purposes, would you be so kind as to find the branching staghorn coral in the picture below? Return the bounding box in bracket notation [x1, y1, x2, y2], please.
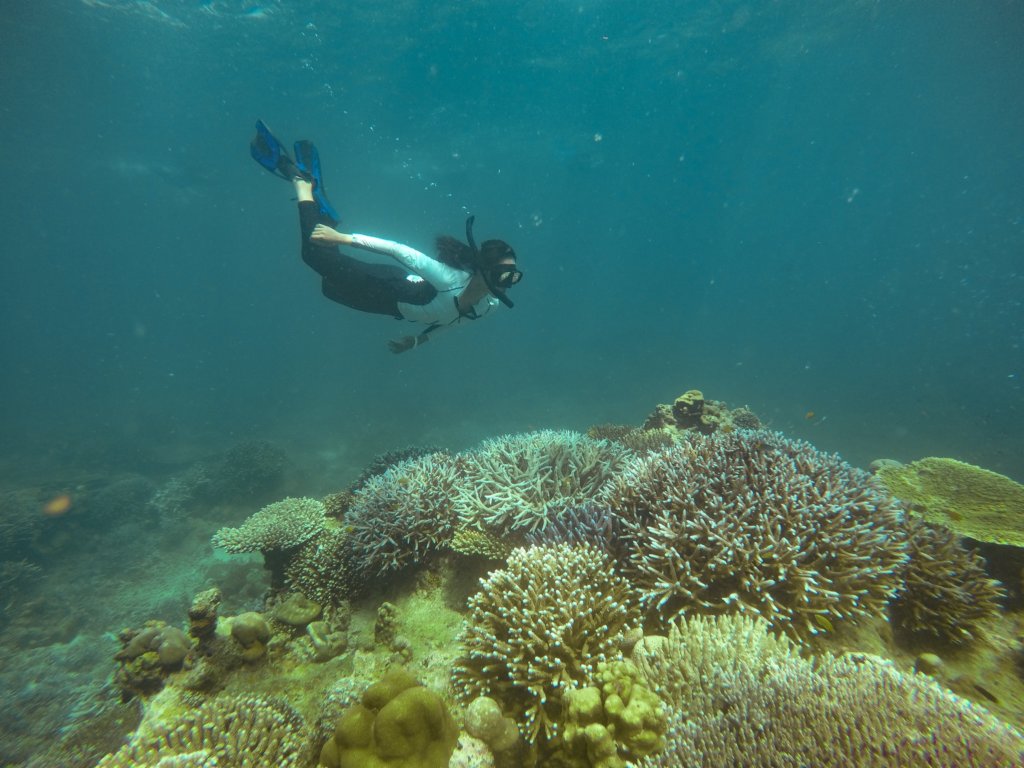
[95, 694, 308, 767]
[343, 452, 463, 576]
[632, 614, 1024, 767]
[211, 496, 326, 554]
[452, 430, 630, 534]
[604, 430, 908, 640]
[892, 516, 1005, 644]
[451, 543, 641, 746]
[524, 500, 621, 553]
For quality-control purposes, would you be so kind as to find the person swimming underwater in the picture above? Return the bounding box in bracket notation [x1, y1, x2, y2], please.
[249, 120, 521, 353]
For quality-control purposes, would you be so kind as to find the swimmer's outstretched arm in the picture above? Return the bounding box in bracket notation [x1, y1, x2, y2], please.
[310, 224, 353, 246]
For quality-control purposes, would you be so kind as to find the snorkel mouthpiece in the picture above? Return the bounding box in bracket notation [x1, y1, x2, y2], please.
[466, 215, 515, 309]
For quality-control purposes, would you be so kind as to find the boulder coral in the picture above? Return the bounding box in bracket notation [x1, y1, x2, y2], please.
[451, 543, 641, 745]
[113, 621, 193, 699]
[876, 457, 1024, 547]
[560, 659, 668, 767]
[603, 430, 908, 640]
[319, 668, 457, 768]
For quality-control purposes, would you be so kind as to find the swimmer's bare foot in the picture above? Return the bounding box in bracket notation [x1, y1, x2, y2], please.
[293, 177, 314, 202]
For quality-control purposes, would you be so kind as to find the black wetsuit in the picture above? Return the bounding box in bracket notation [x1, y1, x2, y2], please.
[298, 201, 435, 318]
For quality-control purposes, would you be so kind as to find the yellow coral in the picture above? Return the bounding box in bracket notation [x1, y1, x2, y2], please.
[449, 526, 511, 559]
[876, 458, 1024, 546]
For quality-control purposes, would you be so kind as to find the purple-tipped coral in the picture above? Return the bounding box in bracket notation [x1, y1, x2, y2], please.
[604, 430, 908, 640]
[453, 430, 630, 535]
[451, 543, 641, 745]
[343, 452, 463, 576]
[524, 500, 620, 552]
[633, 614, 1024, 767]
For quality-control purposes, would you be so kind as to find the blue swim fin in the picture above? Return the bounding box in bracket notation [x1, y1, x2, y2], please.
[250, 119, 302, 180]
[294, 139, 341, 223]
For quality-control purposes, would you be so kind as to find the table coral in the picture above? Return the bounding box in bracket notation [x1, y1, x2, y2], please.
[876, 457, 1024, 547]
[451, 543, 641, 746]
[631, 614, 1024, 767]
[452, 430, 630, 535]
[604, 430, 908, 640]
[211, 496, 327, 554]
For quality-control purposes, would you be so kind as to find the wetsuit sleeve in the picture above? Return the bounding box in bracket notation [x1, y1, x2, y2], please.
[348, 234, 466, 291]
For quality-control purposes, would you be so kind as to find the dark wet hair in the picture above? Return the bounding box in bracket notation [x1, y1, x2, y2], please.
[435, 235, 475, 270]
[435, 235, 516, 271]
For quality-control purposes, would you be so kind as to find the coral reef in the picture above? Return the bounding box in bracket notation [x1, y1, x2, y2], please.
[212, 439, 290, 500]
[631, 614, 1024, 767]
[876, 457, 1024, 547]
[343, 452, 463, 576]
[349, 445, 448, 491]
[113, 621, 193, 699]
[152, 440, 290, 517]
[187, 588, 221, 645]
[604, 430, 908, 639]
[560, 659, 668, 767]
[641, 390, 761, 435]
[451, 543, 641, 746]
[453, 430, 630, 535]
[272, 593, 322, 627]
[95, 694, 308, 767]
[284, 522, 362, 606]
[585, 424, 675, 455]
[892, 517, 1005, 644]
[524, 501, 621, 553]
[212, 496, 327, 554]
[449, 526, 512, 560]
[306, 618, 348, 663]
[463, 697, 520, 753]
[319, 668, 457, 768]
[228, 611, 271, 662]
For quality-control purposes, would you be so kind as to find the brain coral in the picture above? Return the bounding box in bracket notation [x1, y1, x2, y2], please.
[343, 452, 463, 576]
[632, 614, 1024, 767]
[603, 430, 908, 639]
[211, 497, 326, 553]
[453, 430, 630, 535]
[892, 517, 1005, 644]
[876, 457, 1024, 547]
[95, 694, 308, 767]
[451, 543, 641, 746]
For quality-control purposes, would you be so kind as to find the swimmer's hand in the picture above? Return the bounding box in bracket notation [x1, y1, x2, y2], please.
[388, 334, 429, 354]
[310, 224, 352, 245]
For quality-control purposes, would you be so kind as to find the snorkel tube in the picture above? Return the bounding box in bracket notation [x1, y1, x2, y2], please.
[466, 215, 514, 309]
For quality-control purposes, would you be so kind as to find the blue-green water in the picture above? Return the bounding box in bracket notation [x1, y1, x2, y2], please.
[1, 3, 1023, 763]
[2, 0, 1022, 474]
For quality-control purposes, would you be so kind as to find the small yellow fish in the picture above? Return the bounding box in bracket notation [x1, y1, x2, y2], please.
[814, 614, 834, 633]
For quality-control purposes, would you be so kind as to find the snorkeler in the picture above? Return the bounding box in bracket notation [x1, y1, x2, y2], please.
[249, 120, 521, 354]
